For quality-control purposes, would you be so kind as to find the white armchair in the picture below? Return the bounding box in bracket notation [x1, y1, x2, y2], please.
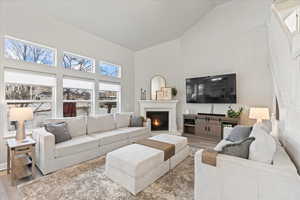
[195, 145, 300, 200]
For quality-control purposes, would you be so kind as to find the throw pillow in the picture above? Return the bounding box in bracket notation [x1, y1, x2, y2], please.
[249, 125, 276, 164]
[220, 137, 255, 159]
[45, 122, 72, 144]
[129, 116, 145, 127]
[225, 125, 252, 142]
[214, 140, 233, 152]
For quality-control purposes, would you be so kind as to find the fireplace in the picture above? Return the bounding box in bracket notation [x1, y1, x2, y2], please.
[146, 111, 169, 131]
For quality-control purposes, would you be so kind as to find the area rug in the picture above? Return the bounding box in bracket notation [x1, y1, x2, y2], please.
[18, 152, 196, 200]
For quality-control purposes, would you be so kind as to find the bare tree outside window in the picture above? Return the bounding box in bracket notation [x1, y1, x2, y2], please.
[5, 83, 53, 131]
[4, 37, 55, 66]
[63, 53, 94, 73]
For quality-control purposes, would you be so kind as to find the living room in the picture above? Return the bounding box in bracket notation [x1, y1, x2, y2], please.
[0, 0, 300, 199]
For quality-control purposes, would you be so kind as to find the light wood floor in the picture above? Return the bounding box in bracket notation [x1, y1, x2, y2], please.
[0, 135, 215, 200]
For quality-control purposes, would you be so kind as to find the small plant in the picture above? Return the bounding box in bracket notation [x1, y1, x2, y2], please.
[227, 106, 243, 118]
[172, 88, 178, 97]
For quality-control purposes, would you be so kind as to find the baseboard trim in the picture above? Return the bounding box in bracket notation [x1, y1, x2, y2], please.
[0, 162, 7, 171]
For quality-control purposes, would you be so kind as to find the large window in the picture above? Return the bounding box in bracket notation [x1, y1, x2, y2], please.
[4, 70, 56, 132]
[4, 36, 56, 66]
[98, 82, 121, 114]
[99, 61, 121, 78]
[63, 52, 95, 73]
[63, 78, 94, 117]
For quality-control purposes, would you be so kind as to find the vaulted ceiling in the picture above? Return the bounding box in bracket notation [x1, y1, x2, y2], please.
[3, 0, 230, 51]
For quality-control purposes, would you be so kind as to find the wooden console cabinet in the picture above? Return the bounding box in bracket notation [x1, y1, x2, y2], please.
[183, 114, 239, 142]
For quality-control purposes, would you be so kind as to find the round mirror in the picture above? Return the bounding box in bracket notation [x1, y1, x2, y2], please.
[151, 75, 166, 100]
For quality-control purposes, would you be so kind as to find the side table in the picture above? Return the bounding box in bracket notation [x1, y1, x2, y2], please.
[6, 137, 36, 186]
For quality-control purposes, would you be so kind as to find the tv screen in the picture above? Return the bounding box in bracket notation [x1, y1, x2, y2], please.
[186, 73, 237, 104]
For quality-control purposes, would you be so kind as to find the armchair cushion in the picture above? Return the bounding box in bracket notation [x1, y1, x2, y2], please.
[249, 124, 276, 164]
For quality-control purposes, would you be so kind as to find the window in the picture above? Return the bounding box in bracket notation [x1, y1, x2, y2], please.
[63, 78, 94, 117]
[97, 82, 121, 114]
[99, 61, 121, 78]
[4, 70, 56, 132]
[4, 36, 56, 66]
[63, 52, 95, 73]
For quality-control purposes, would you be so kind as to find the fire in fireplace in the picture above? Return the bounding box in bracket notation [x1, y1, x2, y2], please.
[146, 111, 169, 131]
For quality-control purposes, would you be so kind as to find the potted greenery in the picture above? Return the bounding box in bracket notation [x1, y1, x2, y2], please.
[227, 106, 243, 118]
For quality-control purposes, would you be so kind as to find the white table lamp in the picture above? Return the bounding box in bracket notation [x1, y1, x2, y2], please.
[249, 107, 270, 123]
[9, 107, 33, 141]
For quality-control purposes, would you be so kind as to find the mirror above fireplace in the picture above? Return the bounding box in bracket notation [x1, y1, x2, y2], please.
[150, 75, 166, 100]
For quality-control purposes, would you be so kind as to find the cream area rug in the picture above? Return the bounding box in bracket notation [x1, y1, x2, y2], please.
[18, 153, 196, 200]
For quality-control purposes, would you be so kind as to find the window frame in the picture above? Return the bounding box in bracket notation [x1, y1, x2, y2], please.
[97, 82, 121, 114]
[4, 81, 56, 134]
[99, 61, 122, 78]
[62, 78, 95, 117]
[4, 35, 57, 67]
[63, 51, 96, 73]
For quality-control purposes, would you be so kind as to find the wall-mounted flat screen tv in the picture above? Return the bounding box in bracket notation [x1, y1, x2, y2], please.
[186, 73, 237, 104]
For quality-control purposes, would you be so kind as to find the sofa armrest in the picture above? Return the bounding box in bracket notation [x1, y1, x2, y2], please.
[32, 128, 55, 170]
[144, 118, 151, 130]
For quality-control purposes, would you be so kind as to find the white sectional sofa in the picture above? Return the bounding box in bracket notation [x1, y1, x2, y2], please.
[32, 113, 151, 175]
[194, 126, 300, 200]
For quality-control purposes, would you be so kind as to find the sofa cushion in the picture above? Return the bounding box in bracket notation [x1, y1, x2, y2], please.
[90, 129, 130, 145]
[115, 113, 132, 128]
[119, 127, 148, 138]
[45, 117, 86, 138]
[273, 145, 298, 175]
[220, 137, 255, 159]
[87, 114, 116, 134]
[150, 134, 188, 153]
[225, 125, 252, 142]
[106, 144, 164, 177]
[44, 122, 72, 144]
[55, 136, 98, 158]
[249, 124, 276, 164]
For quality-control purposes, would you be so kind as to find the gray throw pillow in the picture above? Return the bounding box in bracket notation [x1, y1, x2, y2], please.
[129, 116, 144, 127]
[226, 125, 252, 142]
[220, 137, 255, 159]
[45, 122, 72, 144]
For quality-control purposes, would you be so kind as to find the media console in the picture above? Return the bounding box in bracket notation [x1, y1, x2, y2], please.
[183, 114, 239, 142]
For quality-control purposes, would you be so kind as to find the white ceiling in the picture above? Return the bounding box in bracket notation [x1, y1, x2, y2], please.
[4, 0, 230, 51]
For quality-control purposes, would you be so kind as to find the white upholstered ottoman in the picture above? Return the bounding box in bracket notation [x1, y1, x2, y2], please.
[105, 134, 189, 195]
[150, 134, 190, 169]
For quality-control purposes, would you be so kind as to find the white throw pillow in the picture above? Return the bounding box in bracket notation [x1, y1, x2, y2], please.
[115, 113, 132, 128]
[249, 124, 276, 164]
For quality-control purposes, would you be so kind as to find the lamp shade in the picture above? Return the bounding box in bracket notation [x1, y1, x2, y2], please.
[9, 107, 33, 121]
[249, 107, 270, 121]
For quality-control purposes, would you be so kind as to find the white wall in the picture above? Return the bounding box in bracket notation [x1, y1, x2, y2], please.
[135, 0, 274, 129]
[0, 2, 135, 169]
[135, 39, 183, 127]
[268, 7, 300, 171]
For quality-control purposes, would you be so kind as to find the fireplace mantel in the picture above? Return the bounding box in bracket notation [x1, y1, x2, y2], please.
[138, 100, 178, 134]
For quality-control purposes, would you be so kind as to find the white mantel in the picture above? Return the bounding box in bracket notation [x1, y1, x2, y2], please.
[138, 100, 178, 134]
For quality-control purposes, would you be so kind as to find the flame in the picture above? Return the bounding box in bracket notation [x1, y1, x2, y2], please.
[153, 119, 160, 127]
